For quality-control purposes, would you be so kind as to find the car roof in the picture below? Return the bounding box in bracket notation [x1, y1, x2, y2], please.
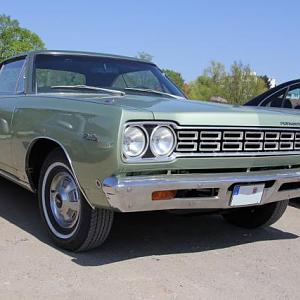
[1, 50, 156, 65]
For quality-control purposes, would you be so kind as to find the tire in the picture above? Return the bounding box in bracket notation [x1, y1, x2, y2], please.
[38, 148, 114, 252]
[222, 200, 289, 229]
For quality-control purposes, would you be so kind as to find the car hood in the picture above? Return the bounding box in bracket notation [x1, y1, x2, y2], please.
[60, 93, 300, 127]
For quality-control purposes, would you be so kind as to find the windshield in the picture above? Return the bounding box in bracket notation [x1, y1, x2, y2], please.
[34, 54, 185, 98]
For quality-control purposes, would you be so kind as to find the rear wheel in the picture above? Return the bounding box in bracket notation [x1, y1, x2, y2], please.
[222, 200, 289, 229]
[38, 149, 114, 252]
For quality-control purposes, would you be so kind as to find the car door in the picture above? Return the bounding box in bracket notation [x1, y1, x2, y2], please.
[0, 57, 26, 175]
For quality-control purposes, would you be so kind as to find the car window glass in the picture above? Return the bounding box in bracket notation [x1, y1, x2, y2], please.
[112, 70, 163, 91]
[36, 69, 86, 92]
[261, 88, 287, 107]
[0, 59, 25, 94]
[16, 62, 26, 94]
[284, 85, 300, 109]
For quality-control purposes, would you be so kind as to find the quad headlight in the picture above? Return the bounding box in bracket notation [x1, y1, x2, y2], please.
[122, 123, 176, 161]
[123, 126, 147, 158]
[150, 126, 176, 157]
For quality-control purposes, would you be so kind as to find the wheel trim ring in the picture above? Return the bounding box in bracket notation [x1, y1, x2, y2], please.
[42, 162, 81, 239]
[49, 171, 81, 229]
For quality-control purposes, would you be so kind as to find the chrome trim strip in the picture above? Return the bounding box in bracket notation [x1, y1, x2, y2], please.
[102, 168, 300, 212]
[26, 137, 95, 209]
[173, 150, 300, 158]
[0, 169, 33, 192]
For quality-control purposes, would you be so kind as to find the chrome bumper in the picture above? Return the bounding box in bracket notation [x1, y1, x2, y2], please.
[102, 168, 300, 212]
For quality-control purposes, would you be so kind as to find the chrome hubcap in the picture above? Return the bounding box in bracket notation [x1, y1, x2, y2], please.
[49, 171, 80, 229]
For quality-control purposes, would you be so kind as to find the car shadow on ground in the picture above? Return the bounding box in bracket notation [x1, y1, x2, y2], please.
[0, 177, 298, 267]
[289, 198, 300, 209]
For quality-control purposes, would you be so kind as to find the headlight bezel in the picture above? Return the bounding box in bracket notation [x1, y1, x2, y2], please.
[122, 122, 177, 163]
[150, 125, 176, 158]
[122, 125, 149, 159]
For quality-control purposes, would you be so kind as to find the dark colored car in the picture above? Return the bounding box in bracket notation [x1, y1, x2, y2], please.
[245, 79, 300, 110]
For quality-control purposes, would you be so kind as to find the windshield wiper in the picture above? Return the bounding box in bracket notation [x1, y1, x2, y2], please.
[124, 88, 185, 99]
[50, 85, 125, 96]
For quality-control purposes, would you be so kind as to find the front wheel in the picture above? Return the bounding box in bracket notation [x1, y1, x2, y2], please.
[222, 200, 289, 229]
[38, 149, 114, 252]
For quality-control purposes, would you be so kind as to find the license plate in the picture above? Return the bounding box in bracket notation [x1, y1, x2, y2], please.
[231, 184, 265, 207]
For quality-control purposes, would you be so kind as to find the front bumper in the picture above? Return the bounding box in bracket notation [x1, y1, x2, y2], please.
[102, 168, 300, 212]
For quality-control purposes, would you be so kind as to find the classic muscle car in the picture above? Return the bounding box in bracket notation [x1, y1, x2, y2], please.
[1, 50, 300, 252]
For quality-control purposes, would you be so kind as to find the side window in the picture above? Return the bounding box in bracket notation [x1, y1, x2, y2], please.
[36, 69, 86, 92]
[284, 85, 300, 109]
[261, 88, 287, 107]
[16, 62, 26, 94]
[0, 59, 25, 94]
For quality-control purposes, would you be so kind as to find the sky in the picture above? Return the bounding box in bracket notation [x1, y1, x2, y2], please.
[2, 0, 300, 84]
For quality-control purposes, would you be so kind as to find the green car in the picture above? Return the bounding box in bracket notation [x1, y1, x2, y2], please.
[0, 50, 299, 252]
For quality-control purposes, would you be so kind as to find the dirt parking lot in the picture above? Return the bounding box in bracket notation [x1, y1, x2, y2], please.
[0, 177, 299, 299]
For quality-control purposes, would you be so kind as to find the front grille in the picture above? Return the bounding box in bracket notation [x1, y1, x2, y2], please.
[175, 127, 300, 157]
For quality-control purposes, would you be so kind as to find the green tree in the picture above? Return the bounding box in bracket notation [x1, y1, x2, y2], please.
[223, 62, 267, 104]
[0, 14, 45, 61]
[189, 61, 226, 101]
[259, 75, 272, 89]
[136, 51, 153, 62]
[203, 61, 226, 84]
[162, 69, 185, 90]
[189, 61, 268, 104]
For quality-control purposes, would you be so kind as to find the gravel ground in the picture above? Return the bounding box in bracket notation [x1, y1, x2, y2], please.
[0, 177, 299, 300]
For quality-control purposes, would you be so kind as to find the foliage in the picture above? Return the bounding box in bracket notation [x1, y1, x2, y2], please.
[189, 61, 268, 104]
[136, 51, 153, 62]
[162, 69, 185, 90]
[0, 14, 45, 62]
[259, 75, 272, 89]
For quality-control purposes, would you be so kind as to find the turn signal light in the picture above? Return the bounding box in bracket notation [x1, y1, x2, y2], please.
[152, 190, 177, 201]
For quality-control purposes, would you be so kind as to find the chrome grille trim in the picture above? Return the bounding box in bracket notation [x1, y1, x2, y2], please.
[177, 131, 198, 140]
[176, 142, 197, 152]
[222, 142, 243, 151]
[265, 132, 280, 140]
[264, 142, 279, 150]
[174, 126, 300, 157]
[200, 131, 221, 140]
[244, 142, 263, 151]
[223, 131, 243, 140]
[245, 131, 264, 140]
[281, 132, 295, 140]
[199, 142, 221, 151]
[280, 142, 293, 150]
